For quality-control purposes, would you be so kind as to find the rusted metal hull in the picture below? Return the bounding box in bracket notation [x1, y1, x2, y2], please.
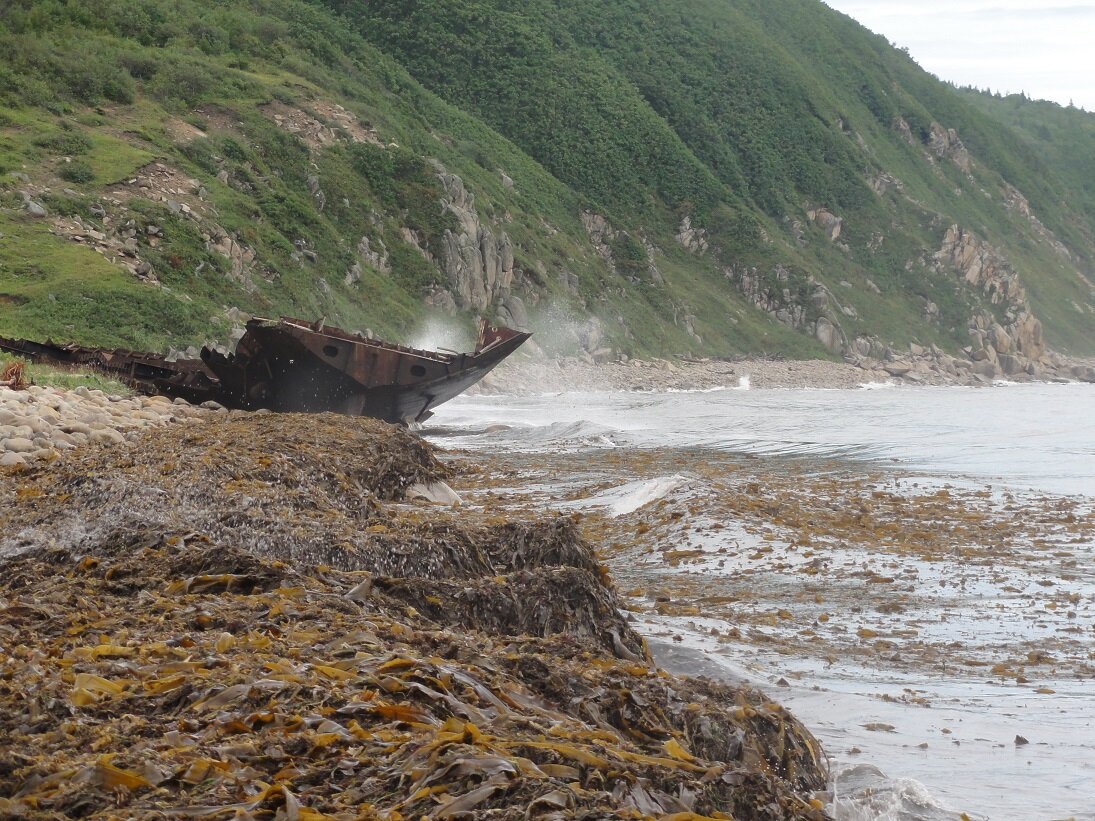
[0, 317, 530, 424]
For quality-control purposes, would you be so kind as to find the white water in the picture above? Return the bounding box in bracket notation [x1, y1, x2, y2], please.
[433, 382, 1095, 495]
[428, 382, 1095, 821]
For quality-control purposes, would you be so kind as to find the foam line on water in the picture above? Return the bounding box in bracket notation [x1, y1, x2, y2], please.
[568, 475, 690, 517]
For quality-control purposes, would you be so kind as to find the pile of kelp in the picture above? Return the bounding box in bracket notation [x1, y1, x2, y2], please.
[0, 412, 828, 819]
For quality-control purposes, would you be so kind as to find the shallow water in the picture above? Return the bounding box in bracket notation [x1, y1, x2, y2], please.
[433, 382, 1095, 496]
[428, 382, 1095, 821]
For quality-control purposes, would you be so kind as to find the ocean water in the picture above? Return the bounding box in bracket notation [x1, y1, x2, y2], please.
[426, 381, 1095, 821]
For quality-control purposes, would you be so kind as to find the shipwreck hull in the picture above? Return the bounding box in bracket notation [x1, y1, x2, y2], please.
[0, 317, 529, 424]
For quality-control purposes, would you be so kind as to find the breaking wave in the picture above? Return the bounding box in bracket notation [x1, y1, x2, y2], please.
[570, 475, 690, 517]
[426, 418, 631, 452]
[831, 765, 975, 821]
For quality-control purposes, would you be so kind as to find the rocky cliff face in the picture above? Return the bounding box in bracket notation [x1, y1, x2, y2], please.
[428, 170, 528, 329]
[934, 224, 1048, 374]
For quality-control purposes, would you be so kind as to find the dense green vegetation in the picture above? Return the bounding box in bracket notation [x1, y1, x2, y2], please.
[961, 89, 1095, 242]
[0, 0, 1092, 359]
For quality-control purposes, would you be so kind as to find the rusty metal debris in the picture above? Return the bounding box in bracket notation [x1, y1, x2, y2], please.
[0, 361, 26, 390]
[0, 316, 530, 423]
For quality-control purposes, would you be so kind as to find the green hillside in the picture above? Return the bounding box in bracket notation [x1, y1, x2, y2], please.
[0, 0, 1092, 368]
[960, 89, 1095, 240]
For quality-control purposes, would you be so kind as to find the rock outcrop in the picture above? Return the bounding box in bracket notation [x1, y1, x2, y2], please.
[892, 117, 972, 173]
[675, 215, 708, 253]
[437, 171, 517, 315]
[806, 207, 843, 241]
[581, 212, 663, 287]
[1001, 182, 1073, 262]
[261, 99, 382, 151]
[927, 122, 972, 172]
[934, 224, 1048, 375]
[724, 265, 848, 354]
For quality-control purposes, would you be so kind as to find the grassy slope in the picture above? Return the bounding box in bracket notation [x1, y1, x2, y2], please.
[328, 0, 1095, 354]
[0, 0, 1092, 358]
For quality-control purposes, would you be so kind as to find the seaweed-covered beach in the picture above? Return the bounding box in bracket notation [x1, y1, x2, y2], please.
[427, 384, 1095, 820]
[0, 406, 828, 819]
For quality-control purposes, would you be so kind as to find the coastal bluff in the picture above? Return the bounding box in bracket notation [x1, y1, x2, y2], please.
[0, 403, 828, 819]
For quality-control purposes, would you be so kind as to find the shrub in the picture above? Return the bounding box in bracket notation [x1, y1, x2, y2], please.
[34, 129, 93, 155]
[41, 192, 93, 217]
[607, 232, 647, 275]
[58, 161, 95, 183]
[118, 52, 160, 81]
[149, 59, 216, 106]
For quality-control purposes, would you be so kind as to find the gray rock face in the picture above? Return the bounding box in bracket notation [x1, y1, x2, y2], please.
[675, 216, 708, 253]
[344, 262, 362, 287]
[357, 235, 389, 275]
[1072, 365, 1095, 383]
[935, 225, 1052, 374]
[307, 174, 326, 211]
[437, 171, 515, 312]
[813, 316, 844, 354]
[577, 317, 604, 354]
[18, 191, 48, 217]
[424, 288, 458, 315]
[806, 208, 843, 241]
[497, 294, 529, 330]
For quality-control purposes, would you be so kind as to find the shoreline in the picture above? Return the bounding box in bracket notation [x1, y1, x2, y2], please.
[431, 389, 1095, 820]
[0, 392, 830, 819]
[475, 352, 1095, 395]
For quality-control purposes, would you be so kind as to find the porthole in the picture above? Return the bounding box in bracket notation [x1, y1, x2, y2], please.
[410, 364, 427, 377]
[322, 345, 339, 358]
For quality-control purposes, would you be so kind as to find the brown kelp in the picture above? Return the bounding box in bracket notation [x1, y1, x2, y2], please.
[0, 412, 827, 819]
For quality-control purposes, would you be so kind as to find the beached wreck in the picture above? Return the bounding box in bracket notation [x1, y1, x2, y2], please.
[0, 316, 530, 423]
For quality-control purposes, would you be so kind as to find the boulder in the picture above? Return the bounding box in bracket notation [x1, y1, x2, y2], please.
[806, 208, 843, 242]
[970, 359, 998, 378]
[497, 294, 529, 330]
[90, 428, 125, 445]
[814, 316, 844, 353]
[0, 451, 26, 467]
[990, 324, 1012, 354]
[1071, 365, 1095, 384]
[3, 437, 35, 453]
[997, 353, 1024, 376]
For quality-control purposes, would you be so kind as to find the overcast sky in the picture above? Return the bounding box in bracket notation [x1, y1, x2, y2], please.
[822, 1, 1095, 111]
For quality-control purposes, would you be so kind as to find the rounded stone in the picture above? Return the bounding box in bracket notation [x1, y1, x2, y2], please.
[0, 451, 27, 467]
[3, 437, 35, 453]
[89, 428, 125, 445]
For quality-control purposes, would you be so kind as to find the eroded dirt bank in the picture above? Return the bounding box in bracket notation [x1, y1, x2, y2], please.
[0, 413, 827, 820]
